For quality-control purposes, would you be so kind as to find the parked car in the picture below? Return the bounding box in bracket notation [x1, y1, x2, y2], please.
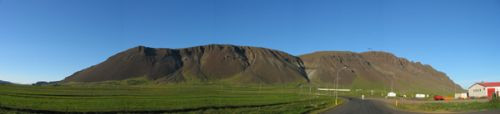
[434, 95, 444, 101]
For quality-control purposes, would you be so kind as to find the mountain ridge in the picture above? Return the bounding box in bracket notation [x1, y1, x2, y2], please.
[62, 44, 462, 94]
[63, 44, 308, 84]
[300, 51, 462, 94]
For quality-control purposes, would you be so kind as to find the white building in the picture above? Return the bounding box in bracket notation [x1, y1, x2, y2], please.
[468, 82, 500, 98]
[387, 92, 396, 97]
[415, 94, 426, 99]
[454, 93, 467, 99]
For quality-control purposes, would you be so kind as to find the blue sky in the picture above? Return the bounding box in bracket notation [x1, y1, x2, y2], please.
[0, 0, 499, 88]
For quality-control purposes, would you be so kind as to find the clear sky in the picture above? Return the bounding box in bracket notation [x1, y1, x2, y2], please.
[0, 0, 499, 88]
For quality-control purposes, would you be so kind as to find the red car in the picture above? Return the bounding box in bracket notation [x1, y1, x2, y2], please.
[434, 95, 444, 101]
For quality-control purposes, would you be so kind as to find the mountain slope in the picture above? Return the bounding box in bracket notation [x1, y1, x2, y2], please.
[0, 80, 11, 84]
[63, 44, 308, 84]
[62, 44, 462, 94]
[300, 51, 462, 94]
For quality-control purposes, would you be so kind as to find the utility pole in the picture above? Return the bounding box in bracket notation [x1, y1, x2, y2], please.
[391, 74, 395, 92]
[335, 66, 347, 105]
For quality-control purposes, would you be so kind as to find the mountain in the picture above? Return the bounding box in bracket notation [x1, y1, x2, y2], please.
[63, 44, 308, 84]
[0, 80, 11, 84]
[32, 81, 60, 86]
[300, 51, 462, 94]
[62, 44, 462, 94]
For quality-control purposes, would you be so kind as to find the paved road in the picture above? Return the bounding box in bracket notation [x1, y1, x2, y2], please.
[321, 97, 500, 114]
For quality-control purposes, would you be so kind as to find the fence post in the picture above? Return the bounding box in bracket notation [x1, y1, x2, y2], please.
[395, 100, 398, 107]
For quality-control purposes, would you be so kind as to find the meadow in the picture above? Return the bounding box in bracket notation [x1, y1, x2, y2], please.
[0, 83, 339, 113]
[394, 99, 500, 112]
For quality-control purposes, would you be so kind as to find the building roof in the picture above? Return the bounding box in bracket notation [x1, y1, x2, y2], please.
[468, 82, 500, 89]
[478, 82, 500, 87]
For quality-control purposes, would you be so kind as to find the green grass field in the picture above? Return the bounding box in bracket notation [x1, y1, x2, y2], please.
[0, 83, 340, 113]
[395, 100, 500, 112]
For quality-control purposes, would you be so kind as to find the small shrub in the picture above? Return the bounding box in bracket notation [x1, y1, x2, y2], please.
[490, 92, 498, 103]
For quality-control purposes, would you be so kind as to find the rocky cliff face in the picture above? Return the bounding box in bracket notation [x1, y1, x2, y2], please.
[63, 44, 308, 84]
[300, 51, 462, 94]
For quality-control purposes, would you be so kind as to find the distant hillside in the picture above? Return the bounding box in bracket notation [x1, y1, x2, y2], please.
[63, 44, 308, 84]
[32, 81, 60, 86]
[0, 80, 11, 84]
[300, 51, 462, 94]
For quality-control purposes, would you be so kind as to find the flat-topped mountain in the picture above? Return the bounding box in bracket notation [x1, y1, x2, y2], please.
[62, 44, 462, 94]
[300, 51, 462, 94]
[63, 44, 308, 84]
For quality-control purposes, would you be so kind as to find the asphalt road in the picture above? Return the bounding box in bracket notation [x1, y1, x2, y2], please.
[321, 97, 500, 114]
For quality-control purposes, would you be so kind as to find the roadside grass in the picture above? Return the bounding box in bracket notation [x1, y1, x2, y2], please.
[0, 109, 17, 114]
[395, 100, 500, 112]
[0, 83, 339, 113]
[186, 97, 340, 114]
[308, 98, 344, 114]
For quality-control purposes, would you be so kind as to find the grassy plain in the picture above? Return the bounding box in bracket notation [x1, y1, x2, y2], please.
[0, 83, 339, 113]
[394, 99, 500, 112]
